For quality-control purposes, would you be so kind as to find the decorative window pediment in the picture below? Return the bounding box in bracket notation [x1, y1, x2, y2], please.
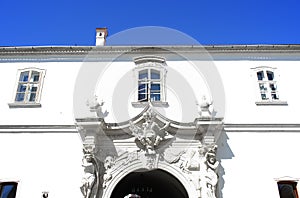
[132, 56, 168, 107]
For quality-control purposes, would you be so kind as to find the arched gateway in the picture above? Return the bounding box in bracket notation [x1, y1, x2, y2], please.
[111, 169, 188, 198]
[76, 103, 223, 198]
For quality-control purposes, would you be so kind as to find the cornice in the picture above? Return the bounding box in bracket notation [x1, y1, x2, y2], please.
[0, 125, 77, 133]
[224, 123, 300, 132]
[1, 45, 300, 62]
[1, 123, 300, 133]
[1, 44, 300, 55]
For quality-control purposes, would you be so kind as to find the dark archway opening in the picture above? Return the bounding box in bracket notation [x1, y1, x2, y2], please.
[111, 169, 188, 198]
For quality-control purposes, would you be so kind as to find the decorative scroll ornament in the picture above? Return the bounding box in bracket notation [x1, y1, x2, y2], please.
[129, 110, 170, 154]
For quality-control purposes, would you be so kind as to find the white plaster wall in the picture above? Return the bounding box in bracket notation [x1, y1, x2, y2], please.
[1, 57, 300, 198]
[95, 60, 209, 123]
[0, 62, 81, 125]
[0, 60, 299, 125]
[0, 133, 83, 198]
[218, 131, 300, 198]
[215, 61, 300, 124]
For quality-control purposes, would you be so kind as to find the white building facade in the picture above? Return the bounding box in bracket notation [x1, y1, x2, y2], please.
[0, 31, 300, 198]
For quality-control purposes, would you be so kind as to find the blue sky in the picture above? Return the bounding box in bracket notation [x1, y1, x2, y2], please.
[0, 0, 300, 46]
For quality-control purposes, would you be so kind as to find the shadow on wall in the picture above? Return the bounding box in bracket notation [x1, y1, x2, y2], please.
[216, 131, 234, 198]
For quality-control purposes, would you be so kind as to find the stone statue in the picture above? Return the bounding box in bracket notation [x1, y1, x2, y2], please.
[196, 96, 213, 118]
[86, 96, 108, 118]
[203, 145, 219, 198]
[129, 110, 170, 154]
[102, 156, 115, 188]
[81, 151, 96, 198]
[80, 136, 99, 198]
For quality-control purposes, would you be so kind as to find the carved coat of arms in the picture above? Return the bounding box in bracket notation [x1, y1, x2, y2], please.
[129, 110, 170, 154]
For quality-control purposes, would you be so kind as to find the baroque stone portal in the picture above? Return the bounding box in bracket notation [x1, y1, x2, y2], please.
[77, 105, 223, 198]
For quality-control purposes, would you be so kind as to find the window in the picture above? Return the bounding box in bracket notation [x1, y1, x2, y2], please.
[138, 69, 161, 102]
[278, 181, 299, 198]
[9, 68, 45, 108]
[0, 182, 18, 198]
[256, 69, 279, 100]
[252, 67, 287, 105]
[132, 56, 168, 107]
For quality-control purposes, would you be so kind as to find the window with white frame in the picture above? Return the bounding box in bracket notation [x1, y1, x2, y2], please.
[133, 56, 167, 106]
[256, 69, 279, 100]
[252, 66, 287, 105]
[0, 182, 18, 198]
[9, 68, 45, 107]
[138, 68, 162, 102]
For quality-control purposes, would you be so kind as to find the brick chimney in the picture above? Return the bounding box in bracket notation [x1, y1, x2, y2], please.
[96, 28, 108, 46]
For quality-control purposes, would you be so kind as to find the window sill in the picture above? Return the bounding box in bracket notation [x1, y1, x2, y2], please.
[132, 101, 169, 108]
[8, 102, 42, 108]
[255, 100, 288, 106]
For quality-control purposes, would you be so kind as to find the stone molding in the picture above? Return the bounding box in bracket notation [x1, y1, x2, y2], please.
[2, 45, 300, 62]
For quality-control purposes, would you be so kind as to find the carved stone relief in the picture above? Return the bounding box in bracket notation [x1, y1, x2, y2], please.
[163, 143, 219, 198]
[78, 103, 222, 198]
[129, 109, 172, 154]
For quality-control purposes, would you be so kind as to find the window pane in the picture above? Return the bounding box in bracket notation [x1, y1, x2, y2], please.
[270, 83, 277, 91]
[0, 183, 18, 198]
[17, 84, 27, 92]
[261, 94, 268, 100]
[259, 83, 267, 91]
[150, 94, 160, 101]
[272, 93, 279, 100]
[30, 71, 40, 82]
[138, 83, 146, 91]
[257, 71, 264, 80]
[28, 93, 36, 102]
[150, 70, 160, 79]
[139, 70, 148, 80]
[15, 93, 25, 102]
[267, 71, 274, 80]
[150, 84, 160, 91]
[29, 84, 38, 92]
[19, 71, 29, 82]
[138, 94, 147, 101]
